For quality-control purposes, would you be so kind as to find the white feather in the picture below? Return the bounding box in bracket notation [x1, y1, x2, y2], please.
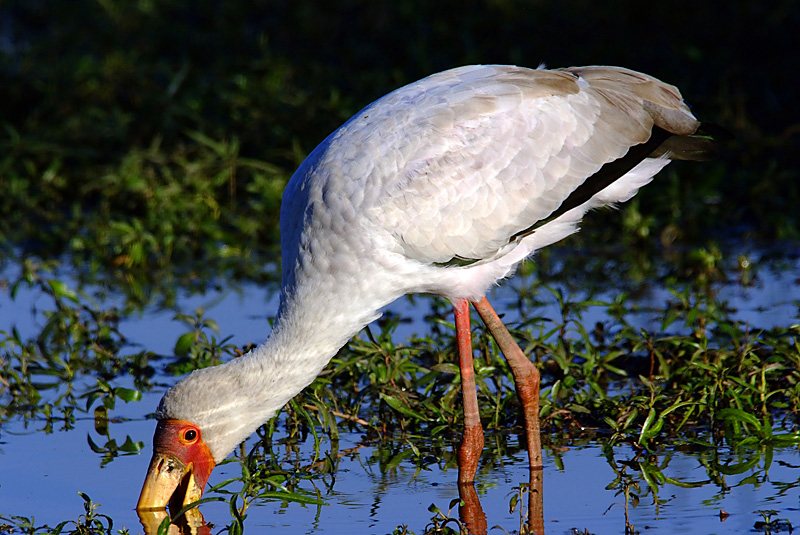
[156, 64, 699, 462]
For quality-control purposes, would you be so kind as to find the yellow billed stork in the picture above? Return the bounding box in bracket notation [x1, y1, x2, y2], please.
[136, 64, 705, 510]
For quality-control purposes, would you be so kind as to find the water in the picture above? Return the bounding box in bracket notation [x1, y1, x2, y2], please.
[1, 250, 799, 534]
[3, 410, 799, 533]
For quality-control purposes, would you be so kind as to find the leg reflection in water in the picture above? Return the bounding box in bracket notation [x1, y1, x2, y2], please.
[458, 466, 545, 535]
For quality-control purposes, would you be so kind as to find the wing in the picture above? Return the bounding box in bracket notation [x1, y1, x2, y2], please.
[285, 65, 699, 268]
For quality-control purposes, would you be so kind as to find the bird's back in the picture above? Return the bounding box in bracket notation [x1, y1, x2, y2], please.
[279, 65, 699, 306]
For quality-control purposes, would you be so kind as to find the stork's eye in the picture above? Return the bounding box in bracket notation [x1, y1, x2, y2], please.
[183, 429, 198, 442]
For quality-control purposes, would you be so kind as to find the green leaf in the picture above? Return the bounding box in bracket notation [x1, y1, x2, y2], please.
[120, 436, 144, 453]
[86, 434, 105, 454]
[379, 393, 428, 421]
[254, 491, 327, 505]
[47, 279, 78, 302]
[174, 332, 196, 355]
[113, 387, 142, 402]
[508, 493, 519, 513]
[94, 405, 109, 435]
[639, 408, 664, 444]
[772, 432, 800, 445]
[717, 408, 761, 429]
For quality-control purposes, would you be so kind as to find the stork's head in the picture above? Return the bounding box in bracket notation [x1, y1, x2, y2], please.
[135, 358, 292, 511]
[135, 367, 234, 512]
[136, 419, 216, 511]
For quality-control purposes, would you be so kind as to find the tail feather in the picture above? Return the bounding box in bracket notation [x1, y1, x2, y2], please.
[651, 124, 727, 161]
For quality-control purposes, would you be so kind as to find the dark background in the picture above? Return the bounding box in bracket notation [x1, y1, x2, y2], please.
[1, 0, 798, 271]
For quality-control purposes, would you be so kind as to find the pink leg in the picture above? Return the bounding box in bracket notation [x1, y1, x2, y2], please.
[454, 298, 484, 484]
[473, 297, 543, 470]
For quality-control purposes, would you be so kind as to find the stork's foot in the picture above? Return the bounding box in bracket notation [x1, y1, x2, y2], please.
[457, 423, 484, 484]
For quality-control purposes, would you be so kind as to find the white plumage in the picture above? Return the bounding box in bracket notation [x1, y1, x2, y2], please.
[139, 64, 702, 510]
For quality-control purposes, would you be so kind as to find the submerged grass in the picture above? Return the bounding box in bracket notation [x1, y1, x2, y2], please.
[2, 246, 799, 531]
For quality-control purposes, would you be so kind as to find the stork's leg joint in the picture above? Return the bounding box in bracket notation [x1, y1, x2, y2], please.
[473, 297, 543, 470]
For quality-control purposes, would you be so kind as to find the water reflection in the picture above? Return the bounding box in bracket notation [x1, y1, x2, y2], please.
[458, 467, 545, 535]
[124, 437, 800, 534]
[138, 507, 210, 535]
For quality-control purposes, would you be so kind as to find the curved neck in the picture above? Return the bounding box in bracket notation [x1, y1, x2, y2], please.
[180, 266, 401, 462]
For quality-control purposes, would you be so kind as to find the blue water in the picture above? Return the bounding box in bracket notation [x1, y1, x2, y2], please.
[3, 409, 799, 534]
[1, 250, 799, 534]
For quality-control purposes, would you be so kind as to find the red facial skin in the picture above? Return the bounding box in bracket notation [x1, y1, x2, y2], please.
[136, 419, 216, 511]
[152, 420, 216, 491]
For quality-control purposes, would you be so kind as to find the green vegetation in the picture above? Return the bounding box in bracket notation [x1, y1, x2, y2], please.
[1, 0, 798, 533]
